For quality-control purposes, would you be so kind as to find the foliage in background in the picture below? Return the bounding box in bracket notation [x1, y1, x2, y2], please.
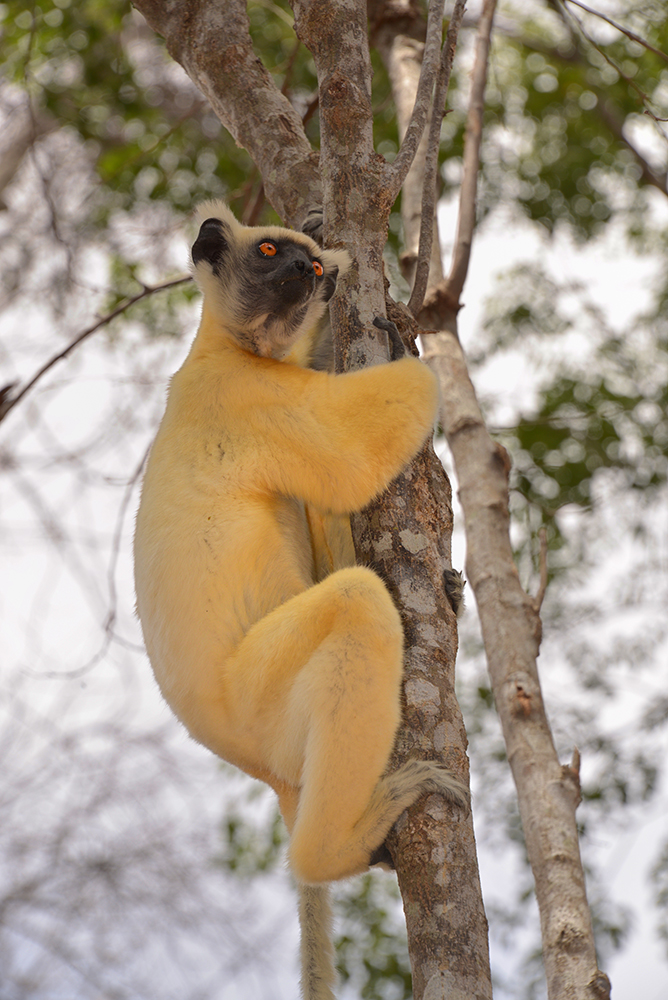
[1, 0, 667, 996]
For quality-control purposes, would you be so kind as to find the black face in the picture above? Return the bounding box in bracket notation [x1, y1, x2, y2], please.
[237, 238, 319, 326]
[251, 237, 319, 305]
[192, 218, 328, 317]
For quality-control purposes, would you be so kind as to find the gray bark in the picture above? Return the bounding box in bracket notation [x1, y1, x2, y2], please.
[416, 0, 611, 995]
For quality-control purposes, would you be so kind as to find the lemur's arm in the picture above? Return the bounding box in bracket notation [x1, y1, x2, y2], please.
[243, 355, 439, 514]
[187, 202, 438, 511]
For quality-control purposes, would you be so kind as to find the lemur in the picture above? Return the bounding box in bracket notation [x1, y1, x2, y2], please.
[133, 202, 468, 1000]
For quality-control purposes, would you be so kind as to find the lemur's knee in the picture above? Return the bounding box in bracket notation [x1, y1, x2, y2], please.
[327, 567, 402, 641]
[291, 838, 371, 885]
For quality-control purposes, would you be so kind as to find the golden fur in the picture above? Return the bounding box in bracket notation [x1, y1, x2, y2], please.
[134, 203, 467, 999]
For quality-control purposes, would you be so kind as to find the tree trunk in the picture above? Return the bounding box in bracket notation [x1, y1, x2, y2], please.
[293, 2, 492, 994]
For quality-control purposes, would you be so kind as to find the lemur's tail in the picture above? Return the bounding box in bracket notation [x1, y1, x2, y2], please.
[298, 882, 337, 1000]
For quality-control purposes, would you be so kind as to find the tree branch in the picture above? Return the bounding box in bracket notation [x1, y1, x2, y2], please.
[535, 526, 549, 612]
[385, 0, 447, 200]
[404, 1, 609, 992]
[293, 0, 390, 366]
[444, 0, 497, 306]
[369, 0, 444, 293]
[354, 437, 493, 1000]
[559, 0, 668, 124]
[422, 330, 611, 999]
[294, 5, 492, 995]
[132, 0, 319, 225]
[595, 96, 668, 194]
[407, 0, 467, 317]
[0, 276, 191, 424]
[564, 0, 668, 62]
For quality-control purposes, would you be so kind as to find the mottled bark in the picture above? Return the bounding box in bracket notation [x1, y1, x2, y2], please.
[132, 0, 319, 225]
[369, 0, 444, 291]
[352, 435, 491, 999]
[291, 0, 447, 367]
[292, 0, 389, 369]
[422, 326, 610, 1000]
[294, 3, 492, 993]
[416, 0, 611, 995]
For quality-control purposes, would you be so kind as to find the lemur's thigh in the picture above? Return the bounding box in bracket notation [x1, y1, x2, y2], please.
[227, 566, 404, 853]
[229, 566, 403, 773]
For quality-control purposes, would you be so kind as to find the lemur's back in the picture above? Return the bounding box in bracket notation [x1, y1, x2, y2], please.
[135, 332, 323, 739]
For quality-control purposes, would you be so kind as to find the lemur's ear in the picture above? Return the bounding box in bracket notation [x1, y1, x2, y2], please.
[192, 218, 231, 276]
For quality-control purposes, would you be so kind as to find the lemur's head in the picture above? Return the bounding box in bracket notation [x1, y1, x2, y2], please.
[191, 201, 351, 359]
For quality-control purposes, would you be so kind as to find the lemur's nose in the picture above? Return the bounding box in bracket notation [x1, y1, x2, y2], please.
[292, 256, 314, 277]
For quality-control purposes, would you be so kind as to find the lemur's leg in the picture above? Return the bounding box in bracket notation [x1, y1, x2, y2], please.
[227, 566, 469, 884]
[226, 565, 404, 882]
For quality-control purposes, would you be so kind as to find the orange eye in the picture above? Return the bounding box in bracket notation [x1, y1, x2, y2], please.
[259, 242, 277, 256]
[312, 260, 324, 276]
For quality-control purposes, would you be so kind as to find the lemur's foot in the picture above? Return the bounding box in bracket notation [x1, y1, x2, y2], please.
[443, 568, 466, 618]
[367, 760, 470, 870]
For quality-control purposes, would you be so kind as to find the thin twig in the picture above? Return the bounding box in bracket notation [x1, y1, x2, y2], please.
[559, 0, 668, 125]
[510, 30, 667, 194]
[302, 93, 320, 127]
[0, 275, 191, 424]
[564, 0, 668, 64]
[244, 182, 266, 225]
[103, 442, 153, 646]
[40, 443, 154, 681]
[535, 526, 549, 611]
[444, 0, 497, 303]
[408, 0, 467, 317]
[133, 0, 318, 224]
[570, 746, 581, 775]
[386, 0, 447, 200]
[280, 37, 302, 94]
